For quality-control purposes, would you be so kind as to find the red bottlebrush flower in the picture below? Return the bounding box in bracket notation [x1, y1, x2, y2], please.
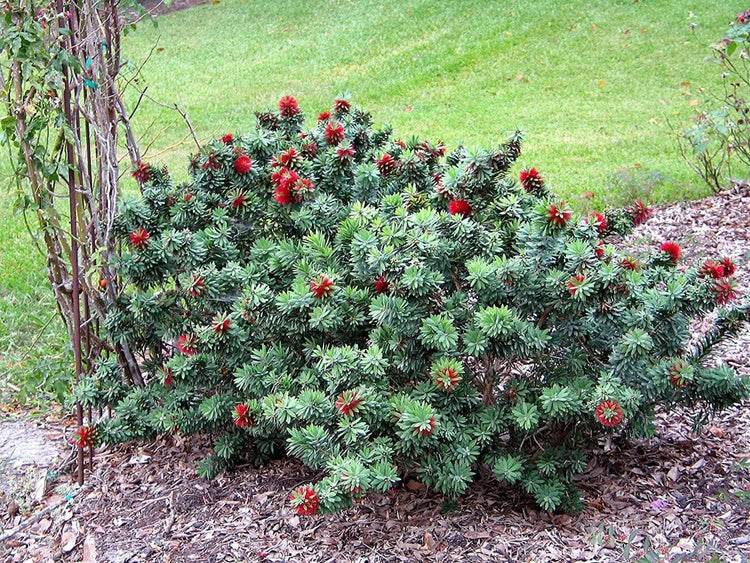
[271, 167, 300, 187]
[232, 192, 248, 209]
[713, 278, 739, 305]
[290, 486, 319, 516]
[660, 241, 680, 265]
[336, 144, 356, 164]
[720, 257, 736, 277]
[546, 202, 572, 227]
[669, 360, 690, 388]
[589, 212, 608, 235]
[415, 416, 437, 437]
[310, 275, 335, 298]
[325, 121, 345, 146]
[302, 141, 318, 158]
[334, 98, 351, 114]
[434, 367, 461, 391]
[212, 316, 231, 334]
[221, 133, 234, 145]
[187, 275, 205, 297]
[629, 200, 652, 226]
[132, 161, 152, 184]
[595, 399, 624, 427]
[449, 199, 472, 217]
[595, 240, 605, 259]
[71, 426, 96, 448]
[293, 177, 315, 200]
[395, 140, 406, 149]
[177, 334, 198, 355]
[202, 154, 221, 170]
[276, 147, 302, 169]
[519, 167, 544, 193]
[738, 9, 750, 23]
[278, 95, 299, 117]
[374, 275, 390, 294]
[621, 256, 640, 271]
[318, 111, 331, 121]
[129, 228, 150, 250]
[165, 372, 174, 387]
[568, 274, 586, 296]
[184, 192, 194, 203]
[274, 184, 294, 205]
[234, 154, 252, 174]
[376, 153, 397, 176]
[335, 390, 363, 416]
[698, 260, 725, 280]
[233, 404, 256, 428]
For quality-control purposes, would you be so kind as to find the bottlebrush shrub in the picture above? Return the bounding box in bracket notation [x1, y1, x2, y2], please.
[82, 97, 749, 515]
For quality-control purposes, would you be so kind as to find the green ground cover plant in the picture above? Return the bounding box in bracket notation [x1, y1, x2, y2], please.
[77, 96, 748, 514]
[0, 0, 744, 402]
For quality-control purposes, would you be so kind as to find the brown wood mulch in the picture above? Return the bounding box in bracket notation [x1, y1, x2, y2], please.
[2, 186, 750, 562]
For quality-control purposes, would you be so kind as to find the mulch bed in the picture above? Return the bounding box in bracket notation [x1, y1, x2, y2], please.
[2, 186, 750, 562]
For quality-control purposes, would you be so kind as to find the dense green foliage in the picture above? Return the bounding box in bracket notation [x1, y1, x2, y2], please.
[77, 97, 749, 514]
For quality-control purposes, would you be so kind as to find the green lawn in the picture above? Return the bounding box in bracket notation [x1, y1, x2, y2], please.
[0, 0, 743, 402]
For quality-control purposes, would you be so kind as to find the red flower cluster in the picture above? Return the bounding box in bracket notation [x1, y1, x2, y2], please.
[290, 486, 319, 516]
[698, 260, 725, 279]
[595, 399, 624, 427]
[272, 168, 314, 205]
[721, 257, 736, 277]
[738, 9, 750, 23]
[595, 240, 605, 258]
[234, 154, 252, 174]
[186, 275, 205, 297]
[132, 161, 152, 184]
[233, 404, 256, 428]
[318, 111, 331, 122]
[449, 199, 471, 217]
[278, 95, 299, 118]
[621, 256, 640, 271]
[669, 360, 690, 388]
[212, 315, 231, 334]
[434, 367, 461, 391]
[310, 275, 335, 298]
[374, 275, 390, 294]
[660, 241, 680, 264]
[301, 141, 318, 158]
[177, 334, 198, 355]
[336, 144, 356, 164]
[546, 202, 572, 227]
[71, 426, 96, 448]
[221, 133, 233, 145]
[415, 417, 437, 437]
[129, 228, 150, 250]
[629, 200, 652, 226]
[376, 153, 397, 176]
[713, 278, 739, 305]
[519, 167, 544, 193]
[567, 274, 586, 296]
[589, 212, 608, 235]
[334, 98, 351, 114]
[272, 147, 302, 170]
[335, 390, 363, 416]
[325, 121, 345, 145]
[232, 192, 248, 209]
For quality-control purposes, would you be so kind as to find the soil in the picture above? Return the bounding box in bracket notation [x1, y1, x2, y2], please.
[1, 186, 749, 562]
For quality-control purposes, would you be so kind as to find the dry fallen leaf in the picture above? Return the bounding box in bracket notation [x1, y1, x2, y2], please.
[690, 99, 700, 106]
[598, 80, 606, 88]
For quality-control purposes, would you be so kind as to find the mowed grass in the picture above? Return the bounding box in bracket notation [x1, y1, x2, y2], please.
[0, 0, 742, 402]
[121, 0, 741, 202]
